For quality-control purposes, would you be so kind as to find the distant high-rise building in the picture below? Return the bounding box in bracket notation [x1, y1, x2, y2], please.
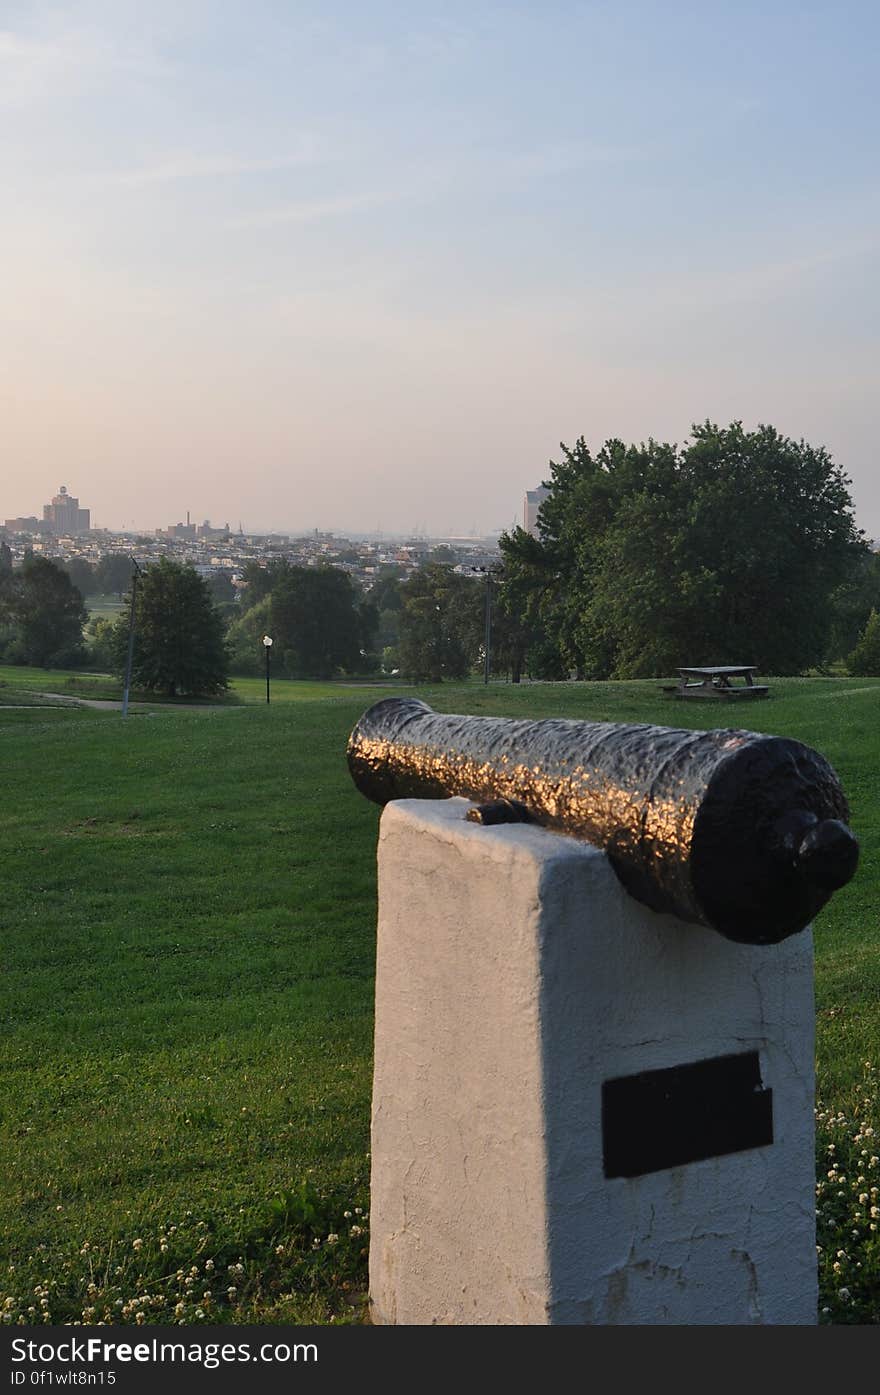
[43, 485, 90, 535]
[524, 486, 550, 537]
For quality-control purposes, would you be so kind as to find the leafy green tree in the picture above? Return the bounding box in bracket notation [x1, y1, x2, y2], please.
[96, 553, 135, 599]
[86, 616, 117, 671]
[356, 596, 381, 672]
[500, 423, 863, 678]
[827, 549, 880, 664]
[113, 558, 229, 697]
[847, 609, 880, 676]
[4, 556, 87, 667]
[269, 567, 362, 678]
[63, 557, 99, 597]
[206, 570, 236, 605]
[398, 564, 482, 681]
[225, 596, 272, 675]
[367, 567, 404, 650]
[238, 558, 294, 611]
[0, 542, 13, 628]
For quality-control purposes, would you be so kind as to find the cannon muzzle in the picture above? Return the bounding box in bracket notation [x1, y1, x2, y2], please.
[347, 697, 858, 945]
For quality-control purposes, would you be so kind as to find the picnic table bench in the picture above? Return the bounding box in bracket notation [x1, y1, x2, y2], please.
[662, 666, 769, 700]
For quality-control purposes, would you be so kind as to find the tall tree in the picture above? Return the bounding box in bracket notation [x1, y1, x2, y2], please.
[827, 548, 880, 664]
[398, 564, 483, 681]
[113, 558, 229, 697]
[268, 566, 363, 678]
[848, 609, 880, 677]
[499, 423, 863, 678]
[238, 557, 294, 611]
[6, 556, 87, 667]
[0, 542, 13, 628]
[367, 566, 405, 651]
[63, 557, 99, 597]
[96, 553, 135, 599]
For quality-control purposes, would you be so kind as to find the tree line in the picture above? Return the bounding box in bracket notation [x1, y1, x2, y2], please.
[2, 420, 878, 692]
[363, 421, 880, 682]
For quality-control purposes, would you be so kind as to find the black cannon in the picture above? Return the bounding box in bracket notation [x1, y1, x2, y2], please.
[347, 698, 859, 945]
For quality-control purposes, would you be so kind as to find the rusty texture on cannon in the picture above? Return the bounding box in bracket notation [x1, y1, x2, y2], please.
[347, 698, 859, 945]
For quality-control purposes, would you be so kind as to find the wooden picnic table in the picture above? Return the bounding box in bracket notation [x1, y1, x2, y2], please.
[668, 666, 769, 700]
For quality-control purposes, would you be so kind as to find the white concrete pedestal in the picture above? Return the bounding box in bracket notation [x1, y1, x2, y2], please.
[369, 798, 816, 1325]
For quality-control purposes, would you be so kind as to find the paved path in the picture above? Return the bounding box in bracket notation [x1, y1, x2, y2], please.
[21, 691, 243, 713]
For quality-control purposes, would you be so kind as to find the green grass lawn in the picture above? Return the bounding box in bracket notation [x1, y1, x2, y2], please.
[1, 676, 878, 1324]
[85, 595, 127, 621]
[0, 661, 397, 707]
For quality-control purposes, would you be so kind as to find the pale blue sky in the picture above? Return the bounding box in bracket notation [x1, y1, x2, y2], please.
[2, 1, 878, 536]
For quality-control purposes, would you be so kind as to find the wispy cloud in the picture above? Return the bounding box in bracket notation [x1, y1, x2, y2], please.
[223, 139, 646, 232]
[0, 25, 165, 107]
[105, 145, 328, 187]
[228, 190, 395, 229]
[496, 140, 648, 179]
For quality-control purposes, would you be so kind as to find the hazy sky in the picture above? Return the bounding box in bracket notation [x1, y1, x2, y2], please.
[2, 1, 879, 538]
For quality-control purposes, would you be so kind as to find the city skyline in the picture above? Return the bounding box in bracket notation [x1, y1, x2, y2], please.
[4, 3, 880, 540]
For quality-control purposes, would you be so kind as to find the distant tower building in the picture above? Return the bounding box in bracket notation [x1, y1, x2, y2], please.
[524, 486, 550, 538]
[43, 485, 90, 535]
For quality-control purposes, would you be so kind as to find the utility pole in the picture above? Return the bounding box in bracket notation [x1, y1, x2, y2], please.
[483, 569, 492, 685]
[121, 556, 143, 719]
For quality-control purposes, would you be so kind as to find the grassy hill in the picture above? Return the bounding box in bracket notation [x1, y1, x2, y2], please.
[1, 675, 878, 1323]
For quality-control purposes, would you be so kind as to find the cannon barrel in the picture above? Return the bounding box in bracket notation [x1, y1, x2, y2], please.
[347, 697, 859, 945]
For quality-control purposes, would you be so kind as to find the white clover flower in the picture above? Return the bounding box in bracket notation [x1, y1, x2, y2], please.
[132, 1239, 143, 1251]
[326, 1234, 339, 1245]
[838, 1288, 851, 1302]
[351, 1225, 363, 1237]
[227, 1287, 237, 1298]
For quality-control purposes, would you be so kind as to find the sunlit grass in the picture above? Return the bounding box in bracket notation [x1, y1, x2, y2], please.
[1, 675, 878, 1322]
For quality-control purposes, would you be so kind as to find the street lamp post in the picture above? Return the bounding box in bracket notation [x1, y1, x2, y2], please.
[482, 570, 492, 686]
[470, 566, 501, 686]
[263, 635, 273, 704]
[121, 556, 143, 720]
